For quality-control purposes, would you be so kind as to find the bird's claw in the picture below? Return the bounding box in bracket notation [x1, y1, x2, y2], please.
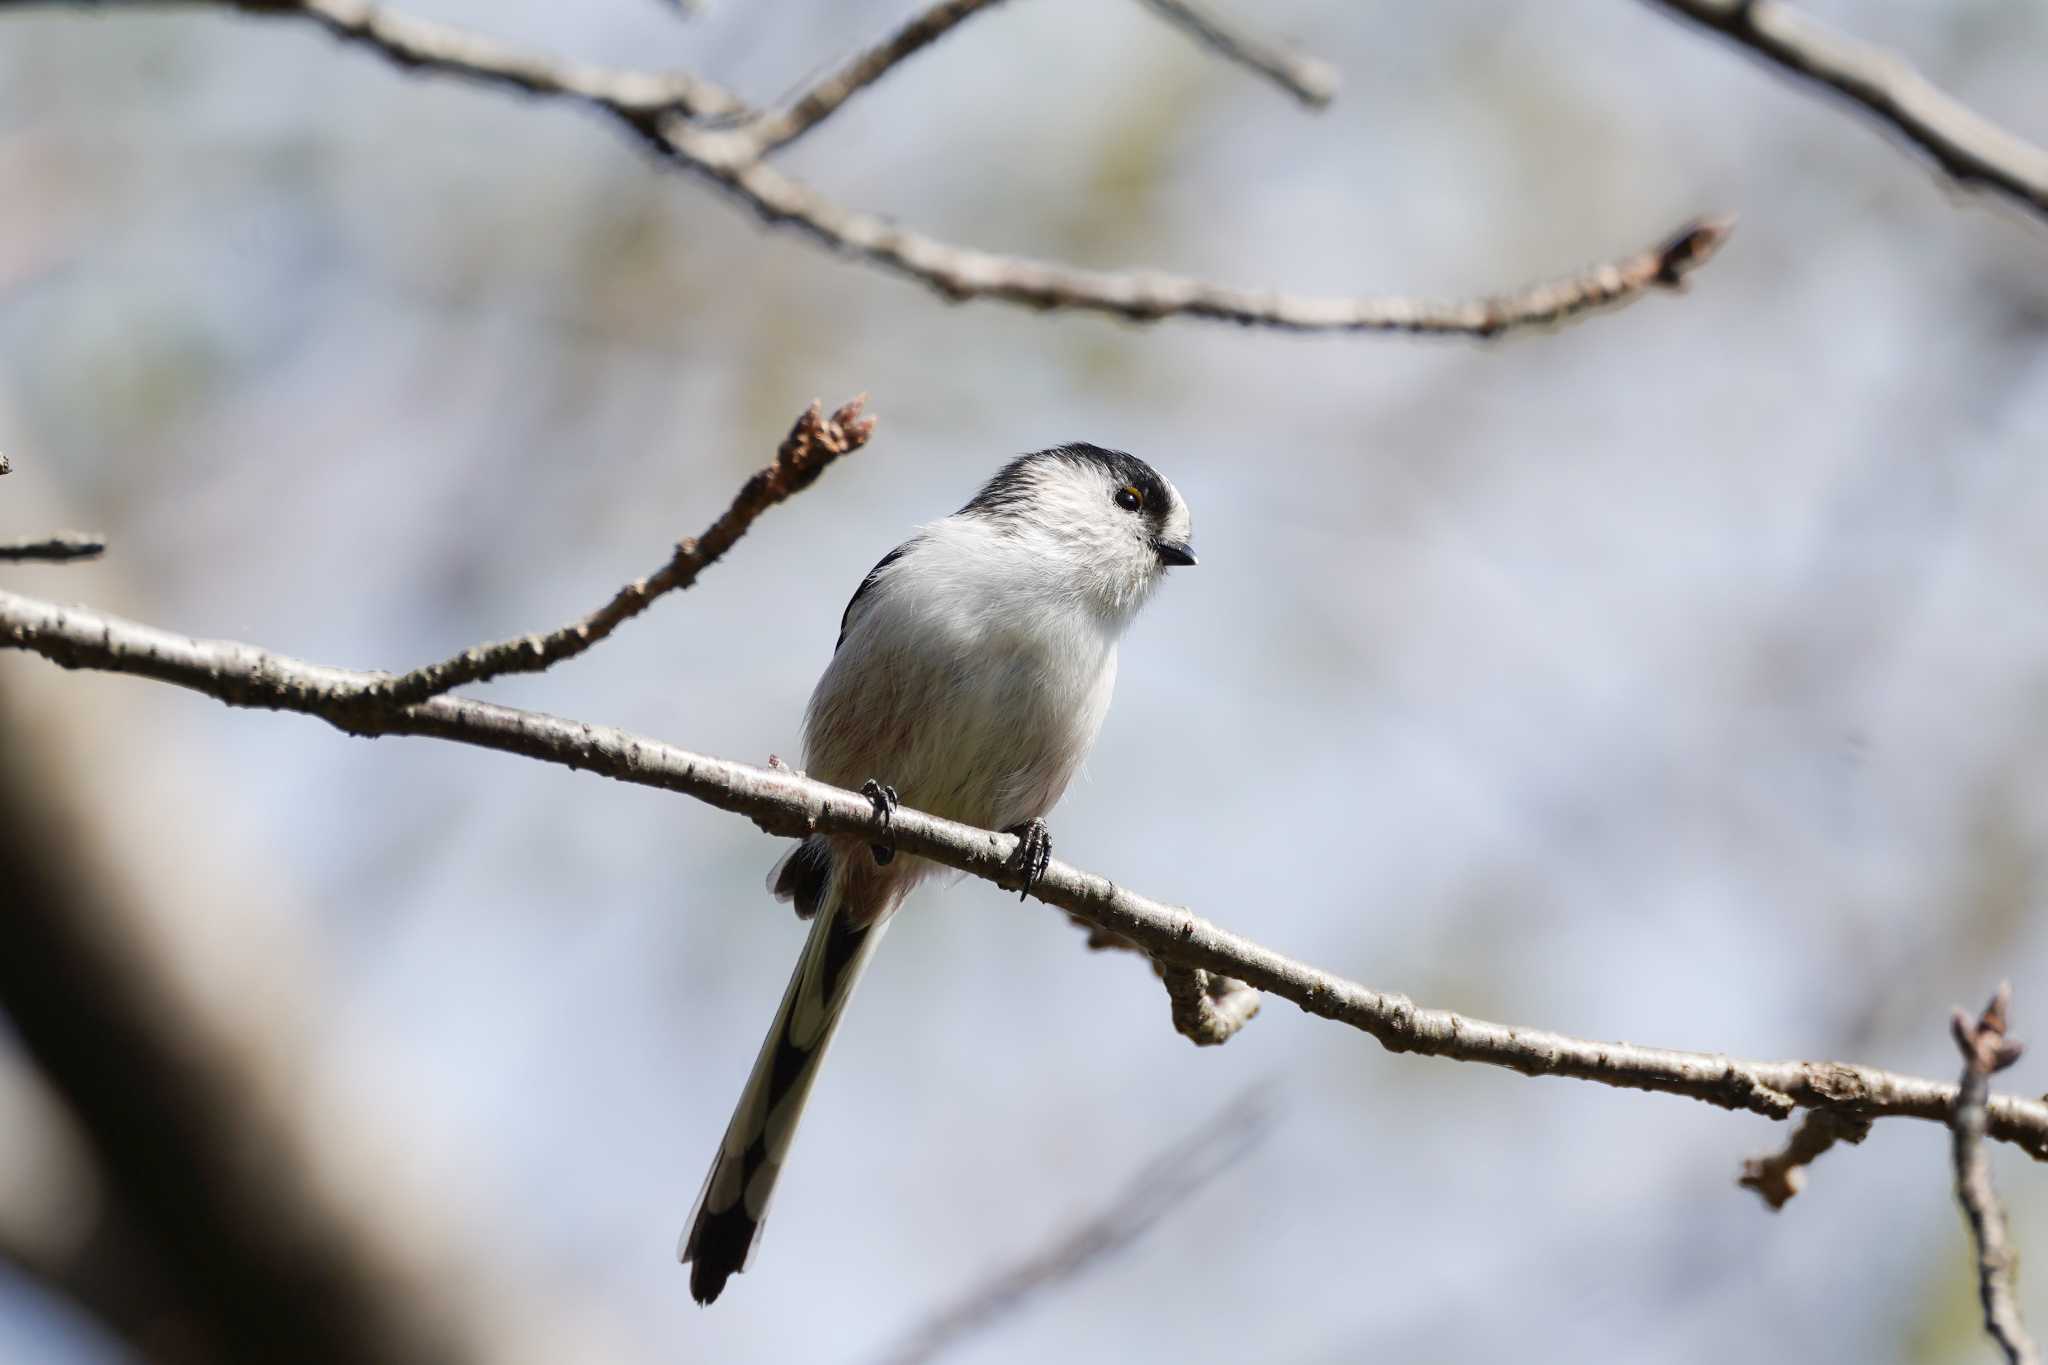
[861, 779, 900, 866]
[1003, 819, 1052, 901]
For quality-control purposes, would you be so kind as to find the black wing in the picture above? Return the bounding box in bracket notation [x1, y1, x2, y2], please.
[836, 538, 917, 652]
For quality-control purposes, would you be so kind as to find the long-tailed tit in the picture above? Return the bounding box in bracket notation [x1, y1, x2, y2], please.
[680, 444, 1196, 1304]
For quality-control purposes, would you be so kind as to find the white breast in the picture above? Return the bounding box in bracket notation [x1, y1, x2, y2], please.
[803, 518, 1122, 834]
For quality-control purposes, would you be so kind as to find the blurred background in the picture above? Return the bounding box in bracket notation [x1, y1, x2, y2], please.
[2, 1, 2046, 1360]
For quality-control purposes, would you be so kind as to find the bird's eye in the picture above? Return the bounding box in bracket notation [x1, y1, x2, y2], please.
[1114, 485, 1143, 512]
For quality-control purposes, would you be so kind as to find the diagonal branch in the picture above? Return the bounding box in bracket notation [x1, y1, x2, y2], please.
[867, 1086, 1273, 1365]
[1950, 984, 2040, 1365]
[1132, 0, 1337, 109]
[6, 586, 2048, 1159]
[743, 0, 1014, 156]
[0, 531, 107, 563]
[6, 0, 1733, 339]
[370, 397, 873, 707]
[1641, 0, 2048, 222]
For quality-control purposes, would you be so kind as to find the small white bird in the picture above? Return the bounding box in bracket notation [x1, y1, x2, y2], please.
[680, 443, 1196, 1304]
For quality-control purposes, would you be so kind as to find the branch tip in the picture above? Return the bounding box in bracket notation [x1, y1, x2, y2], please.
[1645, 0, 2048, 223]
[1949, 983, 2040, 1365]
[1652, 215, 1736, 288]
[370, 395, 873, 705]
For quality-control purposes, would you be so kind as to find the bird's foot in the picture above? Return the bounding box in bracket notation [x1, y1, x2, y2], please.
[861, 779, 900, 866]
[1003, 819, 1052, 901]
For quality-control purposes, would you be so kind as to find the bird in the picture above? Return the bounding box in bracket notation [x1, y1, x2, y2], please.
[679, 442, 1197, 1304]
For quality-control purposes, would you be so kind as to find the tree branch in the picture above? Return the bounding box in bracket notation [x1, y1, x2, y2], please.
[6, 587, 2047, 1161]
[867, 1087, 1273, 1365]
[370, 397, 872, 706]
[742, 0, 1014, 156]
[6, 0, 1732, 339]
[1132, 0, 1337, 109]
[1950, 984, 2040, 1365]
[0, 531, 107, 563]
[666, 131, 1736, 336]
[235, 0, 743, 117]
[1737, 1108, 1870, 1210]
[1642, 0, 2048, 222]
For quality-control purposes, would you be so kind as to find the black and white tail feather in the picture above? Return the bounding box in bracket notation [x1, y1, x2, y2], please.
[680, 843, 884, 1305]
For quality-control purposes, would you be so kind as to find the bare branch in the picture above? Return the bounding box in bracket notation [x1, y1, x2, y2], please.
[667, 130, 1736, 337]
[1738, 1108, 1871, 1210]
[0, 531, 106, 563]
[6, 588, 2048, 1158]
[744, 0, 1014, 155]
[1642, 0, 2048, 222]
[868, 1087, 1273, 1365]
[371, 397, 873, 706]
[232, 0, 743, 118]
[6, 1, 1733, 340]
[1132, 0, 1338, 109]
[1950, 983, 2040, 1365]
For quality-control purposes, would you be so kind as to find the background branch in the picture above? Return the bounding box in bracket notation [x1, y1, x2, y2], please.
[4, 0, 1730, 339]
[0, 531, 106, 563]
[1132, 0, 1337, 108]
[741, 0, 1012, 155]
[867, 1087, 1273, 1365]
[1951, 985, 2040, 1365]
[6, 586, 2047, 1161]
[1643, 0, 2048, 221]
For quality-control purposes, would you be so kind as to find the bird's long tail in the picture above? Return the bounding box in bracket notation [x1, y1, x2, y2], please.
[680, 884, 887, 1305]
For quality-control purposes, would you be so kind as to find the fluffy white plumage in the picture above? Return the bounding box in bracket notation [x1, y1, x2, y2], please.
[681, 444, 1194, 1304]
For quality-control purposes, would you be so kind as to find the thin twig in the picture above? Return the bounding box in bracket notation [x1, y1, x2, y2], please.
[370, 397, 872, 706]
[0, 531, 106, 563]
[1642, 0, 2048, 222]
[232, 0, 743, 118]
[7, 1, 1735, 340]
[1950, 983, 2040, 1365]
[1738, 1108, 1871, 1209]
[867, 1087, 1273, 1365]
[1132, 0, 1337, 109]
[7, 587, 2048, 1158]
[744, 0, 1013, 155]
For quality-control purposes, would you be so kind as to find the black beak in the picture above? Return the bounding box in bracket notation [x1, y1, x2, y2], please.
[1155, 539, 1197, 567]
